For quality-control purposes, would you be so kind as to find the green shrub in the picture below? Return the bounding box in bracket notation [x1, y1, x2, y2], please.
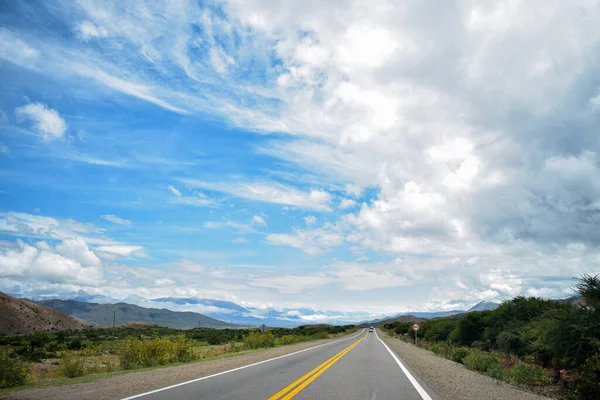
[274, 335, 304, 346]
[59, 353, 86, 378]
[0, 348, 30, 388]
[450, 347, 470, 364]
[576, 354, 600, 399]
[243, 331, 276, 349]
[510, 362, 550, 386]
[430, 342, 451, 359]
[312, 331, 330, 340]
[487, 363, 507, 381]
[119, 335, 196, 369]
[462, 349, 498, 373]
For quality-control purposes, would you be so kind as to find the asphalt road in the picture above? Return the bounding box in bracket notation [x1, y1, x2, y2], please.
[122, 329, 437, 400]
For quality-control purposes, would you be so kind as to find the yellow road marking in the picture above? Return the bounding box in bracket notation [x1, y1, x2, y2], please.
[268, 332, 368, 400]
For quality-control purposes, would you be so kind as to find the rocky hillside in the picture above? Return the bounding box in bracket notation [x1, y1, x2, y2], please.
[36, 299, 234, 329]
[0, 291, 89, 335]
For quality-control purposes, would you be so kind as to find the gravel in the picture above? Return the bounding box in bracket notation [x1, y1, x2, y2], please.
[0, 337, 345, 400]
[379, 332, 551, 400]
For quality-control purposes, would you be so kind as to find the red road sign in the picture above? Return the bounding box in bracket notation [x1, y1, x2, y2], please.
[412, 323, 420, 332]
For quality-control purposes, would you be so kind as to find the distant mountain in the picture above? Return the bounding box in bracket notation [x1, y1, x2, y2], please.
[554, 295, 583, 305]
[363, 314, 427, 328]
[467, 301, 499, 312]
[409, 310, 464, 319]
[0, 291, 89, 335]
[150, 297, 368, 327]
[35, 299, 234, 329]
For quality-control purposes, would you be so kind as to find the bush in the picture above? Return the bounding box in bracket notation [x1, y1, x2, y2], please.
[462, 349, 498, 373]
[0, 348, 30, 388]
[510, 362, 550, 386]
[274, 335, 304, 346]
[243, 331, 276, 349]
[119, 335, 196, 369]
[59, 353, 86, 378]
[497, 331, 524, 354]
[430, 342, 451, 359]
[487, 363, 507, 381]
[312, 331, 330, 340]
[575, 354, 600, 398]
[450, 347, 470, 364]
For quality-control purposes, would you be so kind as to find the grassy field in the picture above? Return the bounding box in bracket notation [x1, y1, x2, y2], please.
[0, 324, 357, 390]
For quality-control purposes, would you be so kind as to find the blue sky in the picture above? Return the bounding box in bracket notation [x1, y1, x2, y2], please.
[1, 0, 600, 320]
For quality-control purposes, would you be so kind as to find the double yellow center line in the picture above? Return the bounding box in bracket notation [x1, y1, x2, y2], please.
[268, 332, 368, 400]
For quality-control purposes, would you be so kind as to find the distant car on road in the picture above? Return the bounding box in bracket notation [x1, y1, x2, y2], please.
[368, 326, 374, 332]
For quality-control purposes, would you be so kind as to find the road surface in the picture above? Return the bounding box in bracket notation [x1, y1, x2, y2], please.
[122, 329, 437, 400]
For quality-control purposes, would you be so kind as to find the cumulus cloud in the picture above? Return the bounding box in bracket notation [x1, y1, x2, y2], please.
[102, 214, 132, 226]
[15, 103, 67, 140]
[338, 199, 357, 209]
[0, 239, 102, 285]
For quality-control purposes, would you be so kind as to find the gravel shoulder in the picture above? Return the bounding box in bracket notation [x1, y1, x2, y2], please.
[379, 330, 550, 400]
[0, 336, 350, 400]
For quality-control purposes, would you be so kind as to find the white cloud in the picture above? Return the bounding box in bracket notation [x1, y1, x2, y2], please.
[338, 199, 357, 209]
[232, 237, 248, 244]
[55, 237, 102, 268]
[267, 227, 344, 255]
[102, 214, 132, 226]
[0, 28, 38, 67]
[250, 274, 328, 294]
[94, 245, 145, 258]
[0, 239, 102, 285]
[168, 185, 182, 197]
[183, 179, 332, 211]
[0, 143, 9, 155]
[203, 220, 258, 236]
[77, 21, 108, 41]
[252, 215, 267, 226]
[71, 64, 189, 115]
[15, 103, 67, 140]
[304, 215, 316, 226]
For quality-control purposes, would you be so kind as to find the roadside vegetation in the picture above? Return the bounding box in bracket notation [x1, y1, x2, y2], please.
[0, 323, 356, 389]
[383, 275, 600, 399]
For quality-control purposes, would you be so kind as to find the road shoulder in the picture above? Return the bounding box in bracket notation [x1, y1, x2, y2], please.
[378, 330, 551, 400]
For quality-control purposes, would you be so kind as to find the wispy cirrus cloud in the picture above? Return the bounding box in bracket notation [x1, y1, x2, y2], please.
[101, 214, 132, 226]
[182, 179, 333, 211]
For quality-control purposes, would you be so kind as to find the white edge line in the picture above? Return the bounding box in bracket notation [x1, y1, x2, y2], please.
[375, 329, 433, 400]
[121, 329, 365, 400]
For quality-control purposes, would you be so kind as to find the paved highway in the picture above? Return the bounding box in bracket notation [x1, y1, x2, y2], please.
[122, 329, 437, 400]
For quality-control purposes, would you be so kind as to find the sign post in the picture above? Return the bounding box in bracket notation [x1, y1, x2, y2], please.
[259, 324, 268, 333]
[412, 323, 420, 345]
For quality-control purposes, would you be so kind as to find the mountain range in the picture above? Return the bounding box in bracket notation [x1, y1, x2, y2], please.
[25, 292, 501, 328]
[35, 299, 234, 329]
